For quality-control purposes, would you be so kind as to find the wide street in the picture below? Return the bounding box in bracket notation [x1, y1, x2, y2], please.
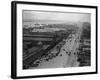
[29, 27, 82, 69]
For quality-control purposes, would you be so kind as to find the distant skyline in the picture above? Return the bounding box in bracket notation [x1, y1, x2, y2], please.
[23, 10, 91, 24]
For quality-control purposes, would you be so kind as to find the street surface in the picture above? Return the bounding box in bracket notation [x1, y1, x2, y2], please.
[30, 26, 82, 69]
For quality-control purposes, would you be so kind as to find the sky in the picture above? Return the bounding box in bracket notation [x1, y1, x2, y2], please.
[23, 10, 91, 24]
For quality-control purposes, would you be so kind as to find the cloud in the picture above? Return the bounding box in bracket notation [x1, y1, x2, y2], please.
[23, 10, 90, 23]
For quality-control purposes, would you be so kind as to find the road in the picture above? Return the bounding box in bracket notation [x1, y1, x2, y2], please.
[29, 27, 82, 69]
